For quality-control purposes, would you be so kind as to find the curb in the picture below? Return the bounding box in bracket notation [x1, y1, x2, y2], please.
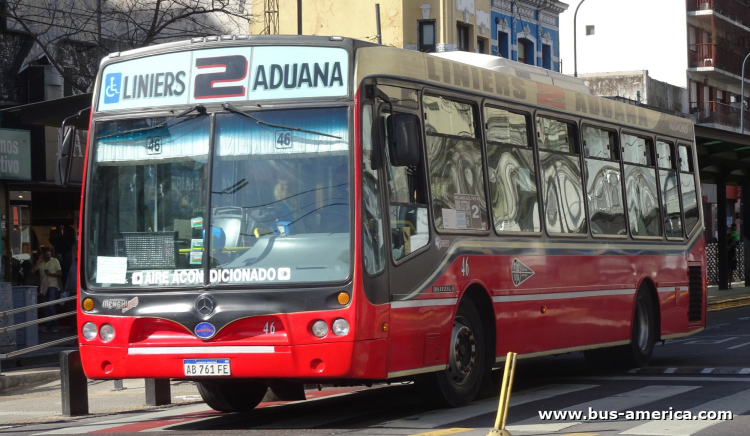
[707, 296, 750, 312]
[0, 369, 60, 395]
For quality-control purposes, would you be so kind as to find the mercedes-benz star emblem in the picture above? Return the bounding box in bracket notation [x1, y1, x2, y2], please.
[195, 295, 215, 316]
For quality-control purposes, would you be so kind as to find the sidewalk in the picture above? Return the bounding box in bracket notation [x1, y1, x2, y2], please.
[0, 376, 202, 426]
[707, 282, 750, 311]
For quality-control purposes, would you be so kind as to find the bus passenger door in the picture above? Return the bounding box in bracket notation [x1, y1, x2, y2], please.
[375, 92, 446, 376]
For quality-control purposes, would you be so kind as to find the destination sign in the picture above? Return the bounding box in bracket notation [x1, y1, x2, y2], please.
[97, 46, 349, 111]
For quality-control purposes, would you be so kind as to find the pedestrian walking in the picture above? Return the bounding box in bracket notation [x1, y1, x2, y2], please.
[31, 247, 62, 332]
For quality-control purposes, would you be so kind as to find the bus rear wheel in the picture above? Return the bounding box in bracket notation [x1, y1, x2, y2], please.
[624, 287, 657, 368]
[417, 298, 486, 408]
[197, 379, 267, 413]
[583, 286, 657, 370]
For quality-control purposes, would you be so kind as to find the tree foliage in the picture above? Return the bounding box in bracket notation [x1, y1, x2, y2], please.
[3, 0, 256, 92]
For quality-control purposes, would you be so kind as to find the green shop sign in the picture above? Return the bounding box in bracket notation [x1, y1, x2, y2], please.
[0, 129, 31, 180]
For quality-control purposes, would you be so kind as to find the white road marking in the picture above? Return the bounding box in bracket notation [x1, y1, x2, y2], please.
[621, 388, 750, 435]
[740, 368, 750, 374]
[507, 422, 579, 432]
[508, 385, 699, 433]
[700, 368, 714, 374]
[738, 317, 750, 320]
[575, 376, 750, 383]
[684, 337, 738, 345]
[374, 384, 597, 429]
[664, 368, 678, 374]
[727, 341, 750, 350]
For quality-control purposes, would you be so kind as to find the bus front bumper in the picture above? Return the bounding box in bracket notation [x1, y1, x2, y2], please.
[79, 339, 387, 380]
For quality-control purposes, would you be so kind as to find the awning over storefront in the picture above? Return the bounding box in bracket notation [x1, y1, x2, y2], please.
[695, 125, 750, 185]
[0, 94, 92, 129]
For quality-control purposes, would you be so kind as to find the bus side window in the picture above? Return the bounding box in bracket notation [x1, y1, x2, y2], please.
[583, 125, 626, 236]
[362, 104, 386, 274]
[657, 140, 682, 239]
[423, 95, 489, 232]
[679, 144, 699, 233]
[381, 111, 429, 261]
[536, 116, 587, 235]
[485, 105, 540, 232]
[622, 133, 662, 237]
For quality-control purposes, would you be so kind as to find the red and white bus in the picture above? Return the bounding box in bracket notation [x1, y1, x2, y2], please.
[68, 36, 705, 412]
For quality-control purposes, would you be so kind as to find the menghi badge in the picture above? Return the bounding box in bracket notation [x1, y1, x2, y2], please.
[511, 258, 534, 287]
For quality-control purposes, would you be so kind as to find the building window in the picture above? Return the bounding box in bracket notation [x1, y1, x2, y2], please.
[418, 20, 436, 53]
[518, 38, 533, 65]
[586, 25, 595, 35]
[457, 23, 470, 51]
[498, 31, 509, 58]
[542, 43, 552, 69]
[477, 37, 487, 54]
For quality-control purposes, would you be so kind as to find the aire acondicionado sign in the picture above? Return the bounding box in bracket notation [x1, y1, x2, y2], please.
[97, 46, 349, 112]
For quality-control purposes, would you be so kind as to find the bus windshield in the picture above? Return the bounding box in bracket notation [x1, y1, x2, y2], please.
[86, 107, 350, 289]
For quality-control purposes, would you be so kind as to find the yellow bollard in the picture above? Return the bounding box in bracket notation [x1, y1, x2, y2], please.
[487, 351, 517, 436]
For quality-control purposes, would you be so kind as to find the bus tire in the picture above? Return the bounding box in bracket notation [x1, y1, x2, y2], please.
[197, 379, 267, 413]
[417, 298, 485, 408]
[584, 286, 657, 370]
[623, 286, 657, 368]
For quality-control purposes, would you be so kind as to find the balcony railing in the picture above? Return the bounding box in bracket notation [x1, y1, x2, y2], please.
[689, 43, 750, 77]
[690, 100, 750, 130]
[689, 0, 750, 27]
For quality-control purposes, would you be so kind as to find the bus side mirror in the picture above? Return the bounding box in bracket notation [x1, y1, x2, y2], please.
[387, 113, 421, 167]
[56, 125, 77, 187]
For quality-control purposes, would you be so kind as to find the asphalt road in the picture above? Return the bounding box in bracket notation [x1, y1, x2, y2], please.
[5, 306, 750, 436]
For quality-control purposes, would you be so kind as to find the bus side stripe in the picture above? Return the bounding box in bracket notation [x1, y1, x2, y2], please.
[492, 289, 635, 302]
[391, 298, 459, 309]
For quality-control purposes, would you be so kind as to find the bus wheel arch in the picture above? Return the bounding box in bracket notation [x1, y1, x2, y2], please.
[416, 285, 493, 407]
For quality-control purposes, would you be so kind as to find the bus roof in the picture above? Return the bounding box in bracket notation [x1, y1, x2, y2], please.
[354, 45, 694, 141]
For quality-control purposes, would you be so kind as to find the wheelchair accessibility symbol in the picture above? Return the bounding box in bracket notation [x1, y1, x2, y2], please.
[103, 73, 122, 104]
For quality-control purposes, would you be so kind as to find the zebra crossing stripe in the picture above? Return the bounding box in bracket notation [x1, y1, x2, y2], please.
[621, 387, 750, 435]
[407, 429, 474, 436]
[507, 385, 700, 433]
[375, 384, 597, 429]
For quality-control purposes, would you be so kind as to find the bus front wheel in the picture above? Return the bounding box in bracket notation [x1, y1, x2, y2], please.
[417, 298, 486, 407]
[197, 379, 267, 413]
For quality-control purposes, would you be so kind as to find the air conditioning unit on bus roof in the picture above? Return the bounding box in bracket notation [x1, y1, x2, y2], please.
[430, 52, 591, 95]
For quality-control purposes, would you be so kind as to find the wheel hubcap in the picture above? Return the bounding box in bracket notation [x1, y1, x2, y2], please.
[448, 316, 476, 385]
[635, 297, 649, 351]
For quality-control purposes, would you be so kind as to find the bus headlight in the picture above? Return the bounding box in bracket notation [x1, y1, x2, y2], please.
[311, 320, 328, 338]
[332, 319, 350, 336]
[82, 322, 97, 340]
[100, 324, 115, 342]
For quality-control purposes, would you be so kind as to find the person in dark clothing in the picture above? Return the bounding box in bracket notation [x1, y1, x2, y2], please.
[728, 224, 739, 289]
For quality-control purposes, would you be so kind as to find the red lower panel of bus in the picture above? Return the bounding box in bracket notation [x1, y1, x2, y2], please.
[80, 338, 387, 380]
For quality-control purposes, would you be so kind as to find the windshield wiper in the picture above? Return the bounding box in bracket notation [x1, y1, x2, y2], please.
[97, 104, 207, 140]
[221, 103, 342, 140]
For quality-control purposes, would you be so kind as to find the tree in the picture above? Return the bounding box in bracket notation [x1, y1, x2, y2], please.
[3, 0, 257, 93]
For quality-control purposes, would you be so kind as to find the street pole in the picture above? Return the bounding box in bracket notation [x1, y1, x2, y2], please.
[741, 51, 750, 134]
[297, 0, 302, 35]
[375, 4, 382, 45]
[573, 0, 586, 77]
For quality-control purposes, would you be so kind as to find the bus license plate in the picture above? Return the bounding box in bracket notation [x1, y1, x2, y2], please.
[183, 359, 231, 376]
